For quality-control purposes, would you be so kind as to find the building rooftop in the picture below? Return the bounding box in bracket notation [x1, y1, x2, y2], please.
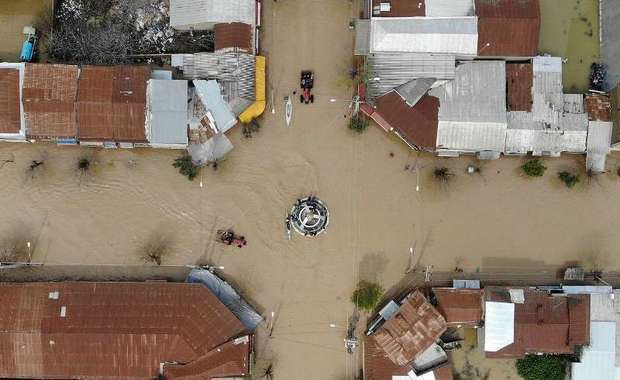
[369, 17, 478, 56]
[586, 94, 612, 122]
[371, 291, 447, 366]
[76, 66, 151, 142]
[23, 63, 79, 139]
[432, 288, 484, 327]
[506, 63, 533, 111]
[371, 0, 425, 17]
[586, 121, 613, 172]
[214, 22, 253, 53]
[170, 0, 255, 31]
[475, 0, 540, 57]
[0, 67, 21, 134]
[0, 282, 250, 379]
[146, 79, 189, 147]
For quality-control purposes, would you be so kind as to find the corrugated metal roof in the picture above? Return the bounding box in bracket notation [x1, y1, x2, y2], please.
[433, 61, 507, 153]
[369, 17, 478, 56]
[214, 22, 253, 53]
[475, 0, 540, 57]
[601, 0, 620, 90]
[396, 78, 436, 107]
[572, 322, 618, 380]
[0, 68, 21, 134]
[170, 0, 255, 30]
[355, 19, 370, 55]
[425, 0, 474, 17]
[147, 79, 188, 147]
[371, 291, 447, 366]
[484, 301, 515, 352]
[194, 80, 237, 133]
[366, 53, 455, 99]
[506, 63, 533, 111]
[586, 121, 613, 172]
[371, 0, 425, 17]
[23, 63, 79, 139]
[433, 288, 483, 327]
[0, 282, 248, 379]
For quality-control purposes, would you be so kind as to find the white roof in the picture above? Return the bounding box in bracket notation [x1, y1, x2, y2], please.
[506, 112, 587, 155]
[572, 321, 620, 380]
[425, 0, 474, 17]
[434, 61, 507, 153]
[0, 62, 26, 141]
[146, 80, 188, 147]
[562, 285, 613, 294]
[170, 0, 255, 30]
[590, 293, 616, 322]
[370, 17, 478, 55]
[484, 301, 515, 352]
[193, 80, 237, 133]
[587, 121, 613, 172]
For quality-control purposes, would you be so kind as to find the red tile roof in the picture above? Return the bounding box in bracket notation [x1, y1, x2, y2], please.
[372, 0, 425, 17]
[433, 288, 483, 327]
[506, 63, 533, 111]
[0, 68, 21, 133]
[372, 291, 447, 366]
[476, 0, 540, 57]
[485, 288, 590, 358]
[23, 64, 79, 139]
[77, 66, 150, 142]
[375, 92, 439, 150]
[0, 282, 249, 379]
[585, 94, 611, 121]
[215, 22, 253, 52]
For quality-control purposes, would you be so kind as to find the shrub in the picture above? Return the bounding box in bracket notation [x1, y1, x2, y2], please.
[521, 159, 546, 177]
[351, 280, 383, 312]
[173, 155, 200, 181]
[242, 118, 261, 138]
[349, 114, 368, 133]
[558, 171, 579, 188]
[516, 355, 569, 380]
[434, 167, 454, 183]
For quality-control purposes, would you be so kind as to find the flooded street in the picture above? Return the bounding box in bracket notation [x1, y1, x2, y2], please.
[0, 1, 619, 379]
[539, 0, 600, 91]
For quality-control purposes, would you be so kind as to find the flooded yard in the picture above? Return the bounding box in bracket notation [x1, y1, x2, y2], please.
[539, 0, 600, 92]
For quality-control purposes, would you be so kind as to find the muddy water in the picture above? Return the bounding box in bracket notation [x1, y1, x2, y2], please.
[539, 0, 600, 92]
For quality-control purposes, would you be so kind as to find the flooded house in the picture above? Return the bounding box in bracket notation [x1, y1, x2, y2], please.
[0, 281, 256, 379]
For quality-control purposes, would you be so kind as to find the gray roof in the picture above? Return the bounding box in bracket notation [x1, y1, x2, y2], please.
[193, 80, 237, 133]
[601, 0, 620, 89]
[369, 17, 478, 55]
[170, 0, 255, 30]
[433, 61, 507, 154]
[147, 80, 189, 147]
[355, 20, 370, 55]
[396, 78, 436, 107]
[586, 121, 613, 172]
[366, 53, 455, 100]
[188, 133, 234, 164]
[425, 0, 474, 17]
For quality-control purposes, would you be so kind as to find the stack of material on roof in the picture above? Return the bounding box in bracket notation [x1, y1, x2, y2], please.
[0, 64, 23, 139]
[215, 22, 253, 53]
[505, 57, 588, 156]
[23, 64, 79, 140]
[475, 0, 540, 57]
[170, 0, 256, 31]
[0, 282, 252, 379]
[484, 287, 590, 358]
[76, 66, 151, 143]
[146, 79, 189, 148]
[433, 288, 483, 327]
[433, 61, 507, 158]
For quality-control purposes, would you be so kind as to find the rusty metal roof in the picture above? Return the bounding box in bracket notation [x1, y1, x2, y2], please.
[77, 66, 150, 142]
[485, 287, 590, 358]
[375, 91, 439, 150]
[372, 291, 447, 366]
[23, 63, 79, 139]
[0, 282, 249, 379]
[476, 0, 540, 57]
[433, 288, 483, 327]
[215, 22, 253, 52]
[507, 63, 533, 111]
[586, 94, 612, 121]
[0, 68, 21, 133]
[372, 0, 425, 17]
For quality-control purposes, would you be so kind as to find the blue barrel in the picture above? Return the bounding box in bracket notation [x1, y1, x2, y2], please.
[20, 40, 34, 62]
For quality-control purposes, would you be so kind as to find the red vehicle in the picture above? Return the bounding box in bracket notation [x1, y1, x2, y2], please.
[300, 70, 314, 104]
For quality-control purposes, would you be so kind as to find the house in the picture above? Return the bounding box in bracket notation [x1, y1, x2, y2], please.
[364, 291, 451, 379]
[146, 79, 189, 149]
[22, 63, 79, 141]
[0, 63, 25, 140]
[0, 282, 254, 379]
[432, 288, 484, 327]
[475, 0, 540, 57]
[76, 66, 151, 144]
[483, 287, 590, 358]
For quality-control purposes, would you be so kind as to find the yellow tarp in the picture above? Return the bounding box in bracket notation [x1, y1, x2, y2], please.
[239, 56, 266, 123]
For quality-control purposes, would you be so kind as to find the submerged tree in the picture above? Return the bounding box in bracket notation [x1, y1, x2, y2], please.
[351, 280, 383, 312]
[173, 154, 200, 181]
[558, 171, 580, 188]
[433, 167, 454, 183]
[521, 159, 547, 177]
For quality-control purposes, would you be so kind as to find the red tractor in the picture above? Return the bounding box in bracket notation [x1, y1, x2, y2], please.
[300, 70, 314, 104]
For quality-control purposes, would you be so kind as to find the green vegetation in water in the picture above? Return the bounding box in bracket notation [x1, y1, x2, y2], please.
[516, 354, 569, 380]
[349, 114, 369, 133]
[173, 155, 200, 181]
[558, 171, 580, 188]
[351, 280, 383, 312]
[242, 118, 261, 138]
[521, 159, 547, 177]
